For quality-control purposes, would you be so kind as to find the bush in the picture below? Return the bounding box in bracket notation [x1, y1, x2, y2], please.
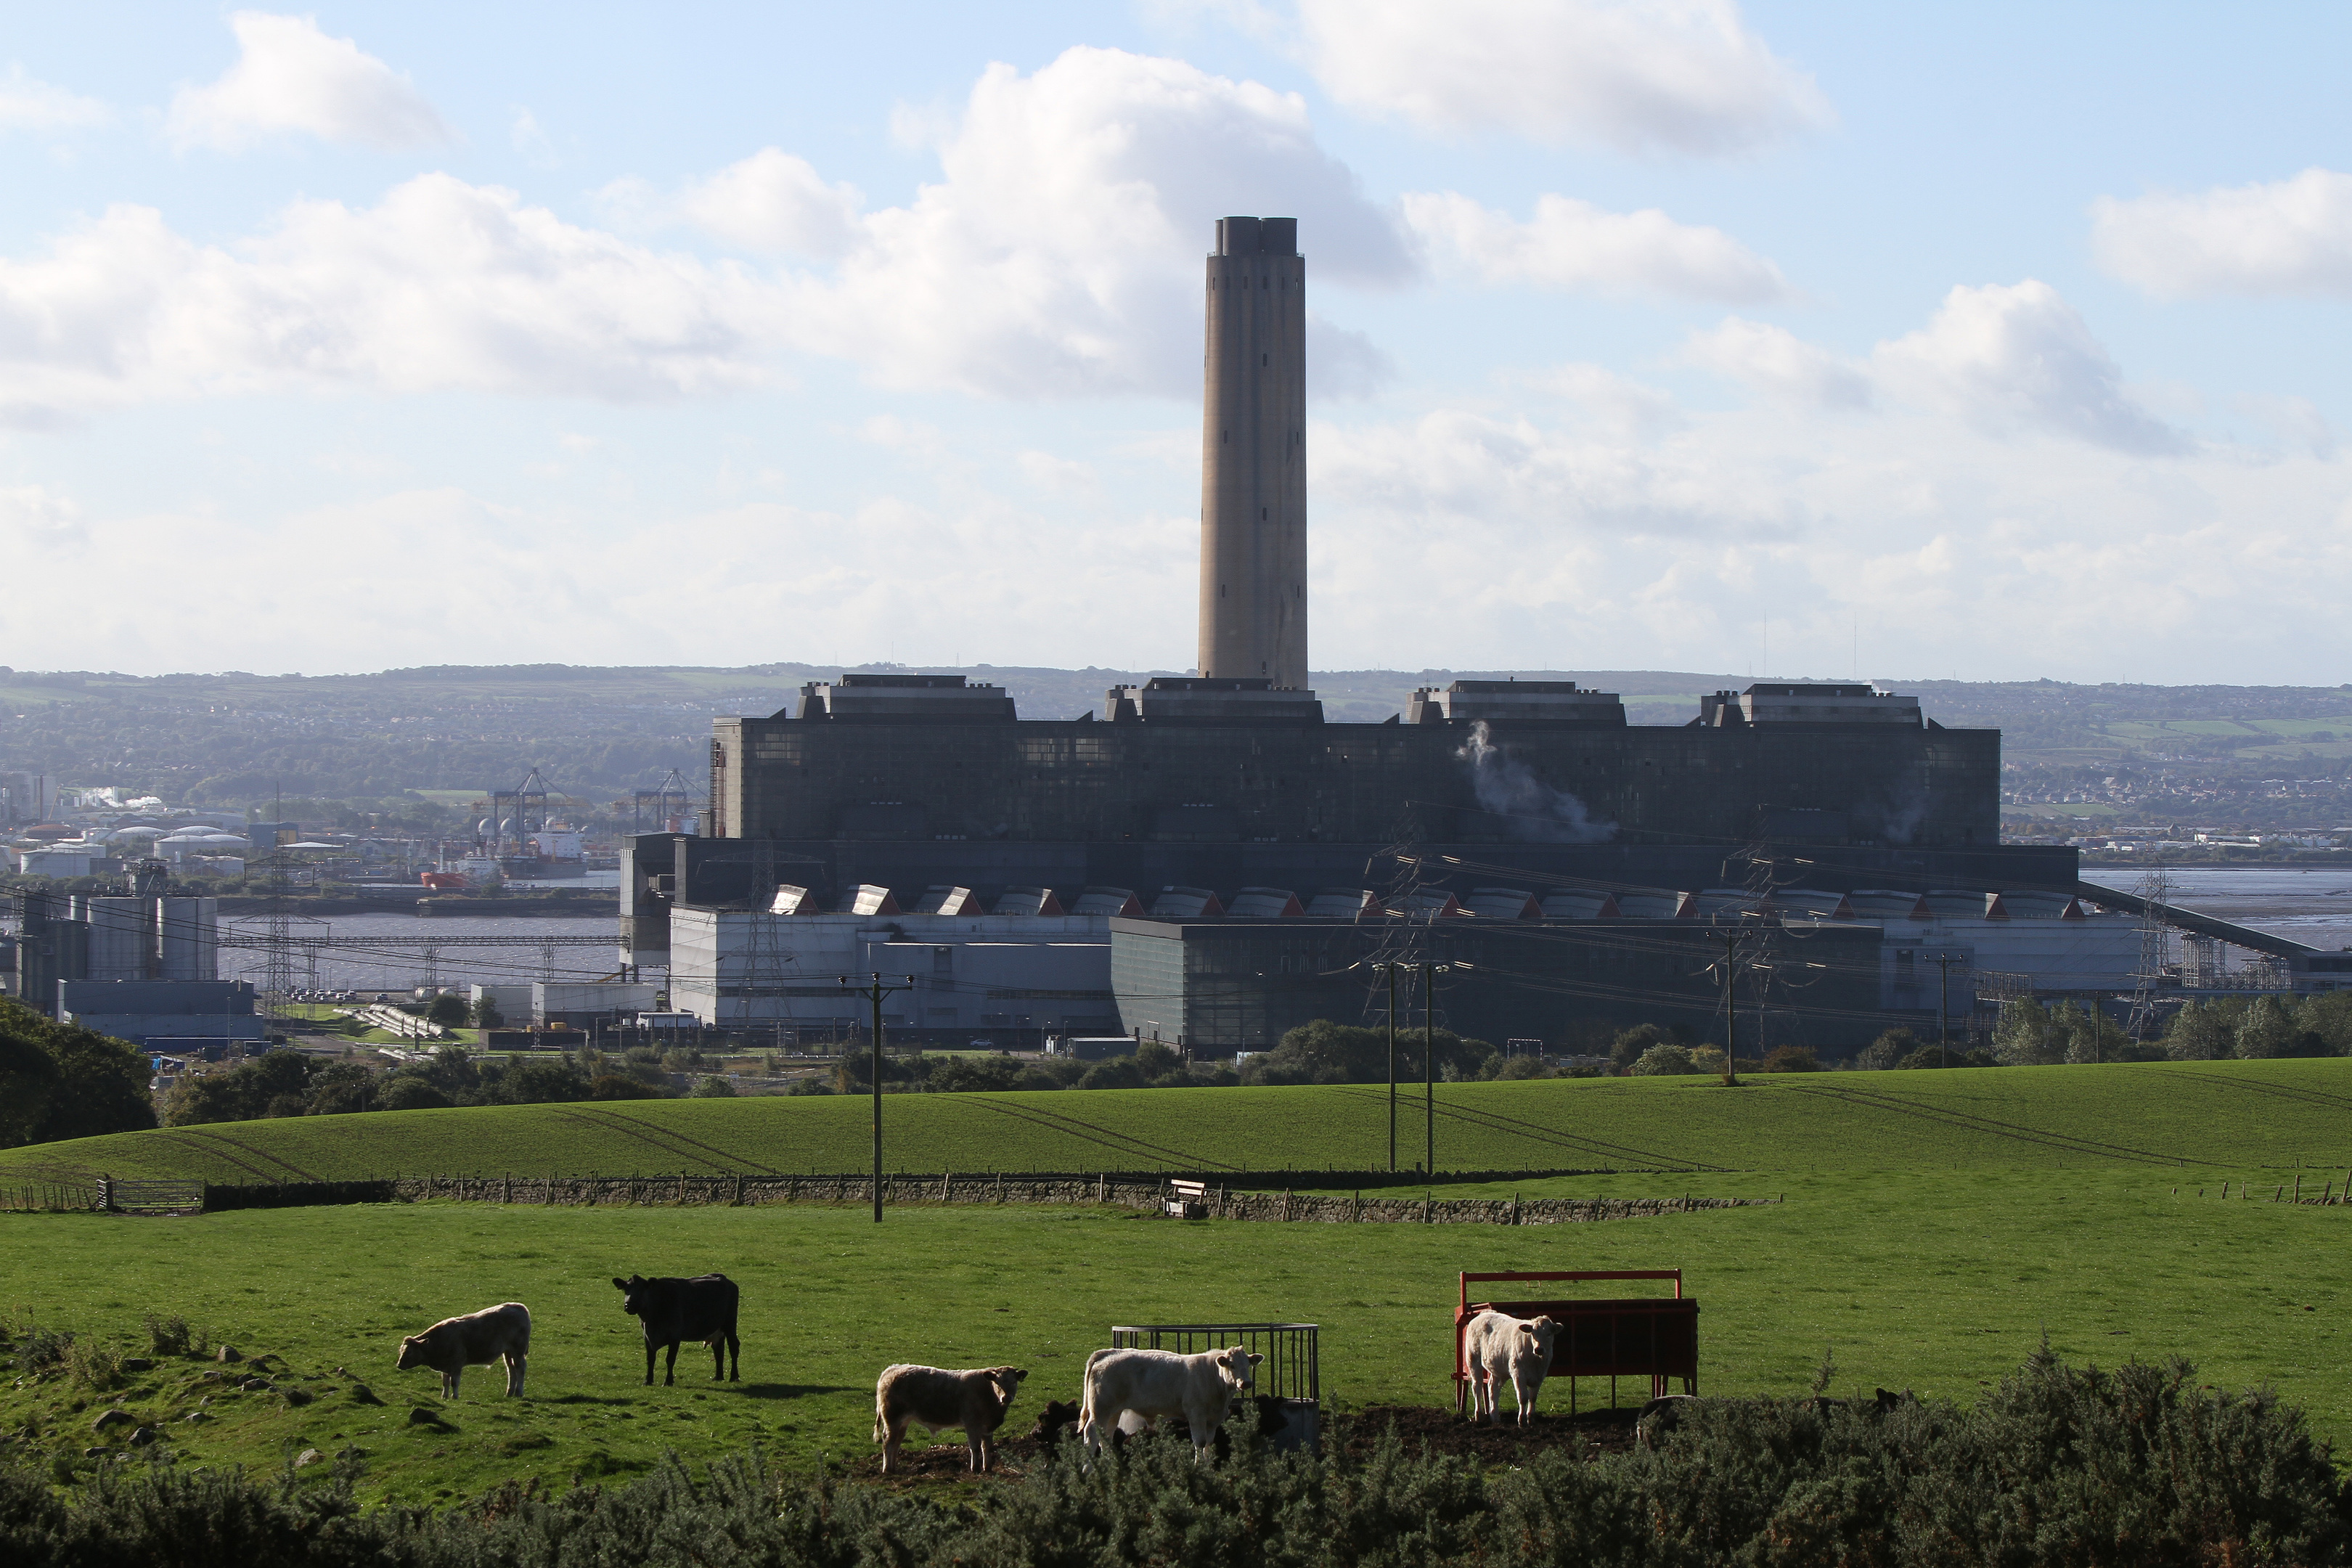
[1628, 1042, 1699, 1075]
[1857, 1027, 1920, 1070]
[0, 1349, 2335, 1566]
[783, 1076, 831, 1095]
[1763, 1045, 1820, 1071]
[688, 1075, 736, 1098]
[142, 1312, 208, 1358]
[589, 1074, 663, 1101]
[1077, 1055, 1148, 1091]
[423, 994, 469, 1029]
[377, 1076, 453, 1111]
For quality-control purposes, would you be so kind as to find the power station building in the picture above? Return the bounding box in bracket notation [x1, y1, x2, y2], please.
[640, 216, 2109, 1053]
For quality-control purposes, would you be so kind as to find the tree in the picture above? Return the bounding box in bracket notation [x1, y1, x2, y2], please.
[1992, 999, 2065, 1066]
[424, 995, 469, 1029]
[1629, 1043, 1699, 1075]
[0, 1001, 154, 1146]
[1763, 1045, 1821, 1073]
[377, 1076, 453, 1111]
[1857, 1029, 1919, 1071]
[1078, 1055, 1148, 1090]
[1133, 1041, 1187, 1083]
[473, 997, 506, 1028]
[924, 1055, 1026, 1093]
[2164, 1000, 2241, 1062]
[688, 1075, 736, 1098]
[2234, 995, 2308, 1059]
[589, 1074, 662, 1100]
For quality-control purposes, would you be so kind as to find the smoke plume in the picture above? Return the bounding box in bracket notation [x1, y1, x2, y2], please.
[1455, 722, 1616, 843]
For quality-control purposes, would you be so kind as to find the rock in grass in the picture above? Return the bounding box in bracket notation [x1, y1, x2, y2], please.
[347, 1384, 383, 1406]
[128, 1427, 158, 1447]
[216, 1346, 241, 1364]
[119, 1357, 155, 1373]
[82, 1447, 107, 1459]
[295, 1448, 322, 1468]
[90, 1409, 133, 1434]
[280, 1387, 313, 1408]
[407, 1407, 440, 1427]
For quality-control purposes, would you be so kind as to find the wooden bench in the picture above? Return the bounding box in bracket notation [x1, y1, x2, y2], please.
[1166, 1179, 1210, 1219]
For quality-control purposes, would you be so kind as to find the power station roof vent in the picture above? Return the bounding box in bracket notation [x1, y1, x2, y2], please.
[768, 883, 817, 915]
[1696, 684, 1922, 727]
[841, 883, 902, 917]
[1538, 889, 1621, 921]
[1108, 677, 1323, 724]
[1151, 886, 1225, 919]
[1228, 887, 1305, 918]
[1071, 886, 1146, 918]
[1408, 681, 1627, 726]
[1462, 888, 1541, 920]
[912, 886, 981, 915]
[995, 886, 1066, 917]
[797, 674, 1017, 722]
[1307, 888, 1384, 918]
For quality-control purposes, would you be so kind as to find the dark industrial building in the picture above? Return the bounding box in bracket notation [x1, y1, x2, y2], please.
[630, 216, 2094, 1055]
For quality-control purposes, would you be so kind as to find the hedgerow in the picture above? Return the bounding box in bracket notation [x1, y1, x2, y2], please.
[1, 1347, 2343, 1567]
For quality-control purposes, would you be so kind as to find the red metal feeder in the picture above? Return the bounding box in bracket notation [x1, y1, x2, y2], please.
[1453, 1270, 1699, 1418]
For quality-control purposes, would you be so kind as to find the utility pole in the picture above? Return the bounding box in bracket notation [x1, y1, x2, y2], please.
[841, 972, 915, 1222]
[1373, 962, 1400, 1172]
[1419, 961, 1452, 1175]
[1929, 952, 1966, 1067]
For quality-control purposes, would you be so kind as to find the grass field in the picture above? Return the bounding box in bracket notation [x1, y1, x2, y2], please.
[1, 1169, 2345, 1506]
[7, 1058, 2352, 1185]
[5, 1060, 2351, 1507]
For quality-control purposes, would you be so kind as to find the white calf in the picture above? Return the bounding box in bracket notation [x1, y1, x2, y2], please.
[1078, 1344, 1262, 1461]
[1463, 1309, 1561, 1425]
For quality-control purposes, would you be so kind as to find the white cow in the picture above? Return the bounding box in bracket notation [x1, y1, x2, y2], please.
[1463, 1308, 1561, 1425]
[396, 1302, 531, 1399]
[1079, 1344, 1262, 1461]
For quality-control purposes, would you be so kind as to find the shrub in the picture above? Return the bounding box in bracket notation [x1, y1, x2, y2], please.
[783, 1076, 831, 1095]
[1858, 1027, 1920, 1069]
[1077, 1055, 1148, 1091]
[589, 1074, 663, 1101]
[423, 994, 470, 1029]
[142, 1312, 208, 1358]
[377, 1076, 453, 1112]
[688, 1075, 736, 1098]
[61, 1336, 123, 1392]
[1763, 1045, 1821, 1071]
[1629, 1042, 1699, 1075]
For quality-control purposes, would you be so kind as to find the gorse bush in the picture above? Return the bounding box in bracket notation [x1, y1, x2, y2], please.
[0, 1349, 2337, 1566]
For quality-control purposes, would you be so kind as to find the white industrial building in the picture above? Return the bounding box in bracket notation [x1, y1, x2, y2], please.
[666, 904, 1116, 1039]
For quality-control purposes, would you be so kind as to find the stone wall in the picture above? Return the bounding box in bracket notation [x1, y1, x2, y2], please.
[198, 1170, 1779, 1225]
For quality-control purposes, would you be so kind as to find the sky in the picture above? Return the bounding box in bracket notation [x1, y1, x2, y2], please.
[4, 2, 2352, 685]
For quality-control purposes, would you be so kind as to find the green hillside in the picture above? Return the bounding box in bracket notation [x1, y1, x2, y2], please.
[9, 1058, 2351, 1184]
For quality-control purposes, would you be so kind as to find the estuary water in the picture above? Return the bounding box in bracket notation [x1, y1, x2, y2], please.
[2078, 865, 2352, 952]
[217, 910, 624, 996]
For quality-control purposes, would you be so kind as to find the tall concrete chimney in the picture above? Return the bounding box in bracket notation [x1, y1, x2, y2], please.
[1198, 216, 1306, 687]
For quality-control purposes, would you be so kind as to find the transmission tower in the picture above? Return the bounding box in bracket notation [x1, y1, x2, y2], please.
[2124, 863, 2172, 1040]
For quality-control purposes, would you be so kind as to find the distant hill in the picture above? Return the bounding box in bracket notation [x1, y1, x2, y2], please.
[4, 661, 2351, 824]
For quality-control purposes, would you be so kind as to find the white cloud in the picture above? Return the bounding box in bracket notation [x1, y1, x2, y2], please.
[1872, 281, 2184, 454]
[2092, 168, 2352, 298]
[0, 176, 781, 420]
[1298, 0, 1831, 155]
[676, 149, 864, 258]
[510, 106, 558, 168]
[1682, 317, 1871, 408]
[775, 46, 1410, 398]
[1516, 362, 1689, 439]
[0, 65, 110, 131]
[1400, 189, 1789, 301]
[1684, 285, 2182, 454]
[168, 11, 452, 151]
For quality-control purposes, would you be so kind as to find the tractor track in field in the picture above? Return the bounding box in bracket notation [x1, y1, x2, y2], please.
[152, 1128, 322, 1182]
[544, 1108, 780, 1175]
[958, 1096, 1236, 1171]
[1758, 1079, 2200, 1167]
[560, 1106, 785, 1174]
[2166, 1068, 2352, 1116]
[1326, 1087, 1725, 1172]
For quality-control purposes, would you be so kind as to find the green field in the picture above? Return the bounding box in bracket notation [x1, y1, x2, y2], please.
[5, 1061, 2351, 1507]
[8, 1058, 2351, 1185]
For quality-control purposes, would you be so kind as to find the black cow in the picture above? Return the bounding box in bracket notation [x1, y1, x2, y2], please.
[611, 1273, 740, 1386]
